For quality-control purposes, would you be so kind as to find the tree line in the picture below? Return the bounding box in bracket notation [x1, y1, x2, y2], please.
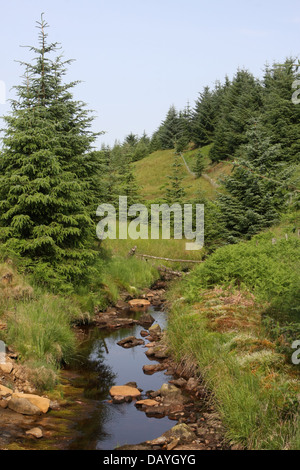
[0, 15, 299, 292]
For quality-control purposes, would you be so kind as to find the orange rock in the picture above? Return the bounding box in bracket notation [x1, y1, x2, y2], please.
[109, 386, 141, 399]
[128, 299, 150, 308]
[13, 393, 50, 413]
[135, 399, 158, 407]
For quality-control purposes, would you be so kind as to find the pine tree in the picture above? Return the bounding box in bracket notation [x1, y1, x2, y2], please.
[119, 161, 139, 206]
[263, 59, 300, 163]
[210, 70, 263, 162]
[218, 120, 293, 241]
[194, 151, 205, 178]
[166, 154, 186, 204]
[192, 85, 222, 147]
[0, 15, 100, 289]
[157, 105, 179, 150]
[132, 132, 150, 162]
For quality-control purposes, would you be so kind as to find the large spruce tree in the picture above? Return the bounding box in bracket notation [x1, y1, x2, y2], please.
[263, 59, 300, 163]
[218, 120, 293, 241]
[209, 70, 263, 162]
[0, 15, 101, 289]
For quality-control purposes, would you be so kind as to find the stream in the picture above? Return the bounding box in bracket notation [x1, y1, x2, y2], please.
[63, 306, 175, 450]
[0, 299, 228, 452]
[8, 304, 178, 450]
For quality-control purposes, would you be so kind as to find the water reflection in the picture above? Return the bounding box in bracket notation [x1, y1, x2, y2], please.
[66, 307, 175, 450]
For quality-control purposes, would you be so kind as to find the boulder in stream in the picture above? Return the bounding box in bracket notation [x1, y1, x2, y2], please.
[8, 396, 42, 416]
[138, 313, 155, 327]
[143, 364, 166, 375]
[109, 385, 141, 399]
[128, 299, 151, 308]
[148, 323, 162, 339]
[117, 336, 145, 349]
[26, 427, 43, 439]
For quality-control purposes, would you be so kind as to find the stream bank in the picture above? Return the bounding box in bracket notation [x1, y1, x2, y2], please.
[0, 278, 229, 451]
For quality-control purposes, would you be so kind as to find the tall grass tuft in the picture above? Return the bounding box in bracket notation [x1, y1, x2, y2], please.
[6, 295, 77, 366]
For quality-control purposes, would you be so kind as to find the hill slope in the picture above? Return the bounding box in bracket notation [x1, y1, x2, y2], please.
[133, 146, 231, 201]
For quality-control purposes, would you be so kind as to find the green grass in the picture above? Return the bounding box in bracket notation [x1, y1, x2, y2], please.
[183, 230, 300, 320]
[167, 296, 300, 450]
[167, 219, 300, 449]
[5, 294, 78, 365]
[103, 236, 205, 271]
[99, 255, 159, 303]
[134, 147, 217, 201]
[0, 251, 160, 390]
[3, 294, 79, 390]
[183, 144, 212, 171]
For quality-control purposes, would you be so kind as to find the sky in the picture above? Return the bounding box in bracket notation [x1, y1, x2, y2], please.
[1, 0, 300, 146]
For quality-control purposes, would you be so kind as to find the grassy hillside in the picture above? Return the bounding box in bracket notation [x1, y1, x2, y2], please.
[167, 223, 300, 450]
[134, 145, 229, 201]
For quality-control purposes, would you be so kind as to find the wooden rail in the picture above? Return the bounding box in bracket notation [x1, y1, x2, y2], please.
[136, 254, 203, 263]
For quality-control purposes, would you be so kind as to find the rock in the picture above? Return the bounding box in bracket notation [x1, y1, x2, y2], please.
[140, 330, 149, 337]
[149, 324, 162, 338]
[162, 424, 196, 444]
[95, 315, 138, 330]
[124, 396, 133, 403]
[0, 363, 13, 374]
[0, 399, 9, 409]
[115, 300, 130, 311]
[164, 368, 175, 376]
[124, 382, 138, 389]
[109, 386, 141, 399]
[143, 364, 166, 375]
[170, 378, 187, 388]
[148, 390, 161, 398]
[112, 395, 126, 404]
[0, 384, 13, 397]
[167, 438, 180, 450]
[154, 349, 169, 359]
[128, 299, 151, 308]
[138, 313, 155, 326]
[145, 348, 155, 357]
[160, 383, 182, 400]
[8, 396, 42, 416]
[186, 378, 198, 392]
[152, 280, 167, 290]
[135, 399, 159, 408]
[145, 407, 166, 418]
[147, 436, 167, 446]
[13, 393, 50, 414]
[26, 427, 43, 439]
[117, 336, 144, 349]
[49, 400, 61, 411]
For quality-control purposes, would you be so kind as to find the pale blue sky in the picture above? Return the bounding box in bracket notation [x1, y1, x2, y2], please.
[1, 0, 300, 146]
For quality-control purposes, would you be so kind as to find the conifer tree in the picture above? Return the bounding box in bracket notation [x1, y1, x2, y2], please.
[166, 154, 186, 204]
[262, 59, 300, 163]
[210, 70, 262, 162]
[0, 15, 100, 289]
[218, 120, 293, 241]
[192, 86, 218, 147]
[194, 151, 205, 178]
[157, 105, 179, 149]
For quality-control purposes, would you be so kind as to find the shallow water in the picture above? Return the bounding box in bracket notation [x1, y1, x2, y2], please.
[1, 306, 177, 450]
[63, 306, 176, 450]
